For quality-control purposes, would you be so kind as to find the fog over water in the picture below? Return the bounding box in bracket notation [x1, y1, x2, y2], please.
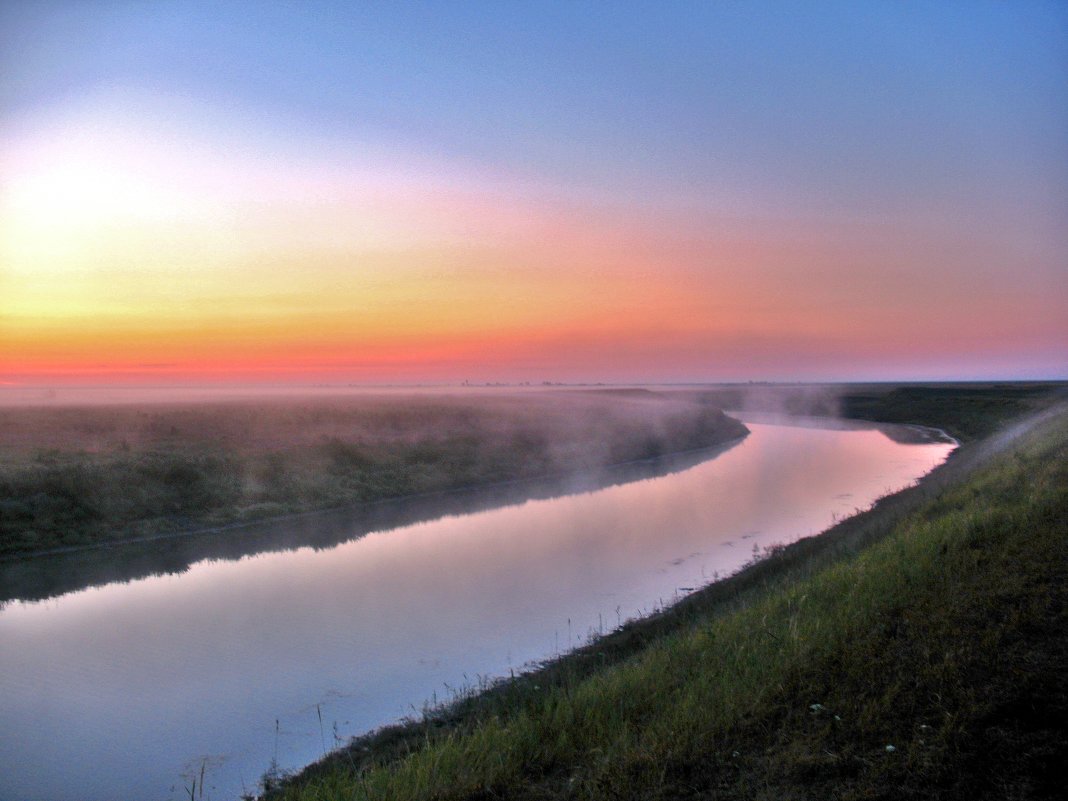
[0, 415, 953, 801]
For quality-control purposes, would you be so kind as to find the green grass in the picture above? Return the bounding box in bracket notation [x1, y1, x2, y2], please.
[269, 403, 1068, 800]
[839, 382, 1065, 442]
[0, 393, 745, 559]
[6, 383, 1061, 559]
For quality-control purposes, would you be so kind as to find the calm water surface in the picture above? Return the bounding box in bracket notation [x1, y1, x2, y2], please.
[0, 417, 953, 801]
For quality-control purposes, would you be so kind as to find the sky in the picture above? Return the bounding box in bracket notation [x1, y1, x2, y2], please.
[1, 1, 1066, 385]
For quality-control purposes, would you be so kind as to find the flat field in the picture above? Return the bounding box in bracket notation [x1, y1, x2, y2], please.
[0, 390, 745, 559]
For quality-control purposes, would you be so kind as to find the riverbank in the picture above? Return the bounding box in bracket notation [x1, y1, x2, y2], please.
[267, 395, 1068, 800]
[0, 392, 746, 560]
[4, 383, 1060, 562]
[685, 380, 1065, 443]
[3, 407, 956, 801]
[0, 435, 750, 605]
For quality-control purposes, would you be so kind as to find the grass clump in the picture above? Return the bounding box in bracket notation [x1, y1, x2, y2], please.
[271, 405, 1068, 800]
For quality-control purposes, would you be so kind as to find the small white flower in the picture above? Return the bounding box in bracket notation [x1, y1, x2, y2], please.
[885, 744, 896, 753]
[809, 703, 825, 712]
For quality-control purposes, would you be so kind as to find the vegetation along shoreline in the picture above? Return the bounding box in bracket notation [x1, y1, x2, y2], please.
[263, 384, 1067, 800]
[0, 392, 747, 561]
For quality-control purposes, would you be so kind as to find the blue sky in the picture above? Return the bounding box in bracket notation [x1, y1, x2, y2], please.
[2, 1, 1066, 382]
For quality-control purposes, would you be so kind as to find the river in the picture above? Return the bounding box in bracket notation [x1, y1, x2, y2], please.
[0, 415, 954, 800]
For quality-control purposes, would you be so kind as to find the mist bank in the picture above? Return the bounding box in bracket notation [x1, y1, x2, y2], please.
[0, 392, 746, 561]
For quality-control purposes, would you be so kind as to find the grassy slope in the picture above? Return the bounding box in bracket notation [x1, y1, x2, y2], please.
[0, 393, 745, 559]
[272, 399, 1068, 800]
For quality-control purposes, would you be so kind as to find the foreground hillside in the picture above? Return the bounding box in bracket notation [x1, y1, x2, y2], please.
[270, 398, 1067, 800]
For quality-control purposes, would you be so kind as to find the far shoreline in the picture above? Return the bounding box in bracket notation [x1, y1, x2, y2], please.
[3, 431, 753, 565]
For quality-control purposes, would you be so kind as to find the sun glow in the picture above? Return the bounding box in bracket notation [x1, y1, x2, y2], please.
[1, 105, 712, 383]
[1, 30, 1065, 387]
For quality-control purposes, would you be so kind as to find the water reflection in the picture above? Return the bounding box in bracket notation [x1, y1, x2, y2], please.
[0, 418, 953, 801]
[0, 438, 743, 606]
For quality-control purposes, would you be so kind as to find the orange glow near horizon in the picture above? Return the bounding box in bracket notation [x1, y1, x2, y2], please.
[2, 99, 1066, 385]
